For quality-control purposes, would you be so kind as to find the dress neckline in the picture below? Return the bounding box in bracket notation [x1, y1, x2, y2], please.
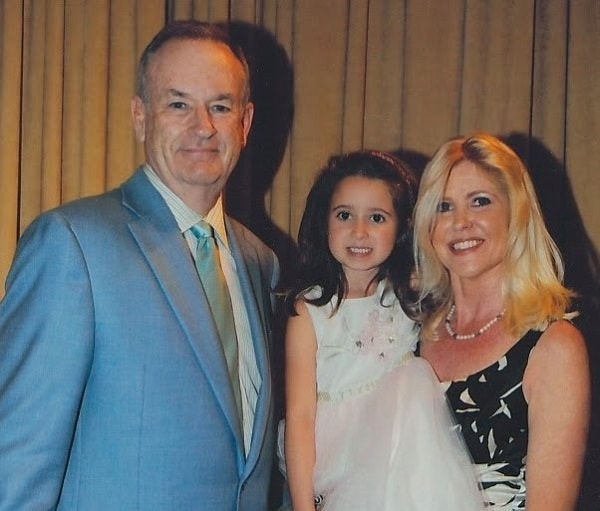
[441, 329, 543, 384]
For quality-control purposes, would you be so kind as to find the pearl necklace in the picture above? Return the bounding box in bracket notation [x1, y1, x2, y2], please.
[444, 304, 505, 341]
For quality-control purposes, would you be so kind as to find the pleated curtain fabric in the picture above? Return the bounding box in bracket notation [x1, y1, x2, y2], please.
[2, 1, 600, 295]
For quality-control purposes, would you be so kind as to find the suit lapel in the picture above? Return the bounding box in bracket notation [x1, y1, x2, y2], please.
[120, 170, 244, 450]
[227, 220, 273, 473]
[227, 221, 269, 333]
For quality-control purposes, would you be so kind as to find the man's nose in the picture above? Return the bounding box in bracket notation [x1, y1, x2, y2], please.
[191, 107, 216, 137]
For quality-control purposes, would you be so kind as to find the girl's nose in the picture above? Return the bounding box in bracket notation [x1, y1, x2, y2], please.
[352, 219, 368, 238]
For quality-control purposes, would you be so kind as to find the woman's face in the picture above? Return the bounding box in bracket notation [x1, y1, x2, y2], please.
[430, 160, 510, 287]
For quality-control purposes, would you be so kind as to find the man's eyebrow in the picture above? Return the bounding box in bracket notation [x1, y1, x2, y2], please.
[166, 89, 235, 102]
[212, 93, 235, 101]
[168, 88, 189, 98]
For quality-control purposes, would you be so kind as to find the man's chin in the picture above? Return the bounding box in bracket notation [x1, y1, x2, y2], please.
[186, 168, 229, 187]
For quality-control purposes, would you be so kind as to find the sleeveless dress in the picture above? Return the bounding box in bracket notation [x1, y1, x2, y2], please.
[443, 330, 543, 510]
[278, 281, 484, 511]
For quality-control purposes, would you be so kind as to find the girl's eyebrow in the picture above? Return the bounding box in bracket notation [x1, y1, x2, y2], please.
[366, 205, 393, 214]
[330, 204, 394, 215]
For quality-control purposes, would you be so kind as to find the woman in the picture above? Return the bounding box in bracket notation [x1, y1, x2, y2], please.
[413, 132, 590, 510]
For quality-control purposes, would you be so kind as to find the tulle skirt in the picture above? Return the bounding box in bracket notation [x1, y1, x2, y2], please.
[279, 357, 485, 511]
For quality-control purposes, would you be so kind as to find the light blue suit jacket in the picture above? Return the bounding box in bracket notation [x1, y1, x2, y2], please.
[0, 168, 280, 510]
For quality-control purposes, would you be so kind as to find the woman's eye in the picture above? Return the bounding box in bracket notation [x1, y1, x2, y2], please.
[473, 196, 492, 207]
[437, 201, 452, 213]
[336, 211, 351, 221]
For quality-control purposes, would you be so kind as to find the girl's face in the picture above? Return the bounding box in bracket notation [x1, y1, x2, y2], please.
[328, 175, 399, 292]
[431, 160, 510, 287]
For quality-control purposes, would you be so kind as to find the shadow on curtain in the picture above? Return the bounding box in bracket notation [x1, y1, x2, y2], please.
[504, 134, 600, 509]
[220, 21, 297, 507]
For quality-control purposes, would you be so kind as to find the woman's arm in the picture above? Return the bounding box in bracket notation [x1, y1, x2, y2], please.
[284, 300, 318, 511]
[523, 320, 590, 511]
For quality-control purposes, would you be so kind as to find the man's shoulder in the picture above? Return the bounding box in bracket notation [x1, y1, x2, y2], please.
[227, 217, 279, 284]
[25, 170, 147, 237]
[41, 168, 147, 220]
[227, 217, 273, 255]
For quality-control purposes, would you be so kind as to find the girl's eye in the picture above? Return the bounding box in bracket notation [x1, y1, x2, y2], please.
[371, 213, 386, 223]
[437, 201, 452, 213]
[473, 196, 492, 207]
[335, 211, 351, 221]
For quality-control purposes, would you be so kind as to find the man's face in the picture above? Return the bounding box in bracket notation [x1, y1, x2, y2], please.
[131, 38, 253, 212]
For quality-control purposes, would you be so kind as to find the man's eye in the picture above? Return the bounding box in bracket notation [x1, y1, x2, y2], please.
[169, 101, 187, 109]
[473, 196, 491, 207]
[437, 201, 452, 213]
[211, 104, 231, 113]
[371, 213, 386, 223]
[335, 211, 351, 221]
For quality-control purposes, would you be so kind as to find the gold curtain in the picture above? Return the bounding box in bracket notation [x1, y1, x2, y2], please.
[1, 0, 599, 288]
[0, 0, 22, 289]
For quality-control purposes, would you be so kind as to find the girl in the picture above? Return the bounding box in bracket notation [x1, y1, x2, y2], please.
[278, 150, 484, 511]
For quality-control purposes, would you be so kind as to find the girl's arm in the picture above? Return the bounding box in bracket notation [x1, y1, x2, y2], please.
[284, 300, 318, 511]
[523, 320, 590, 511]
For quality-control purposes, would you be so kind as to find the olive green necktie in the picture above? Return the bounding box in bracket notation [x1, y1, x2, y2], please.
[190, 220, 242, 421]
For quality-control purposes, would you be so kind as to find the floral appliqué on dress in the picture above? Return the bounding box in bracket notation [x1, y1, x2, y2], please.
[342, 305, 397, 359]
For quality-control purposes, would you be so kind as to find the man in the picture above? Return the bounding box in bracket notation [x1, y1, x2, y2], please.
[0, 21, 279, 510]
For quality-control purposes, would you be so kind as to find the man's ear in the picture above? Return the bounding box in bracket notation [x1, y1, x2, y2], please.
[131, 96, 146, 143]
[241, 101, 254, 146]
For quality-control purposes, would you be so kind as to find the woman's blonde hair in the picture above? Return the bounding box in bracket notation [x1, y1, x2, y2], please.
[413, 132, 574, 340]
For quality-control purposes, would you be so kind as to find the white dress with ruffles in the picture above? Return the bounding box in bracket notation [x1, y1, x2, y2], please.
[278, 281, 484, 510]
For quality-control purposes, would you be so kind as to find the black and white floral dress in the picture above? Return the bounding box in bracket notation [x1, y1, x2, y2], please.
[443, 330, 542, 510]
